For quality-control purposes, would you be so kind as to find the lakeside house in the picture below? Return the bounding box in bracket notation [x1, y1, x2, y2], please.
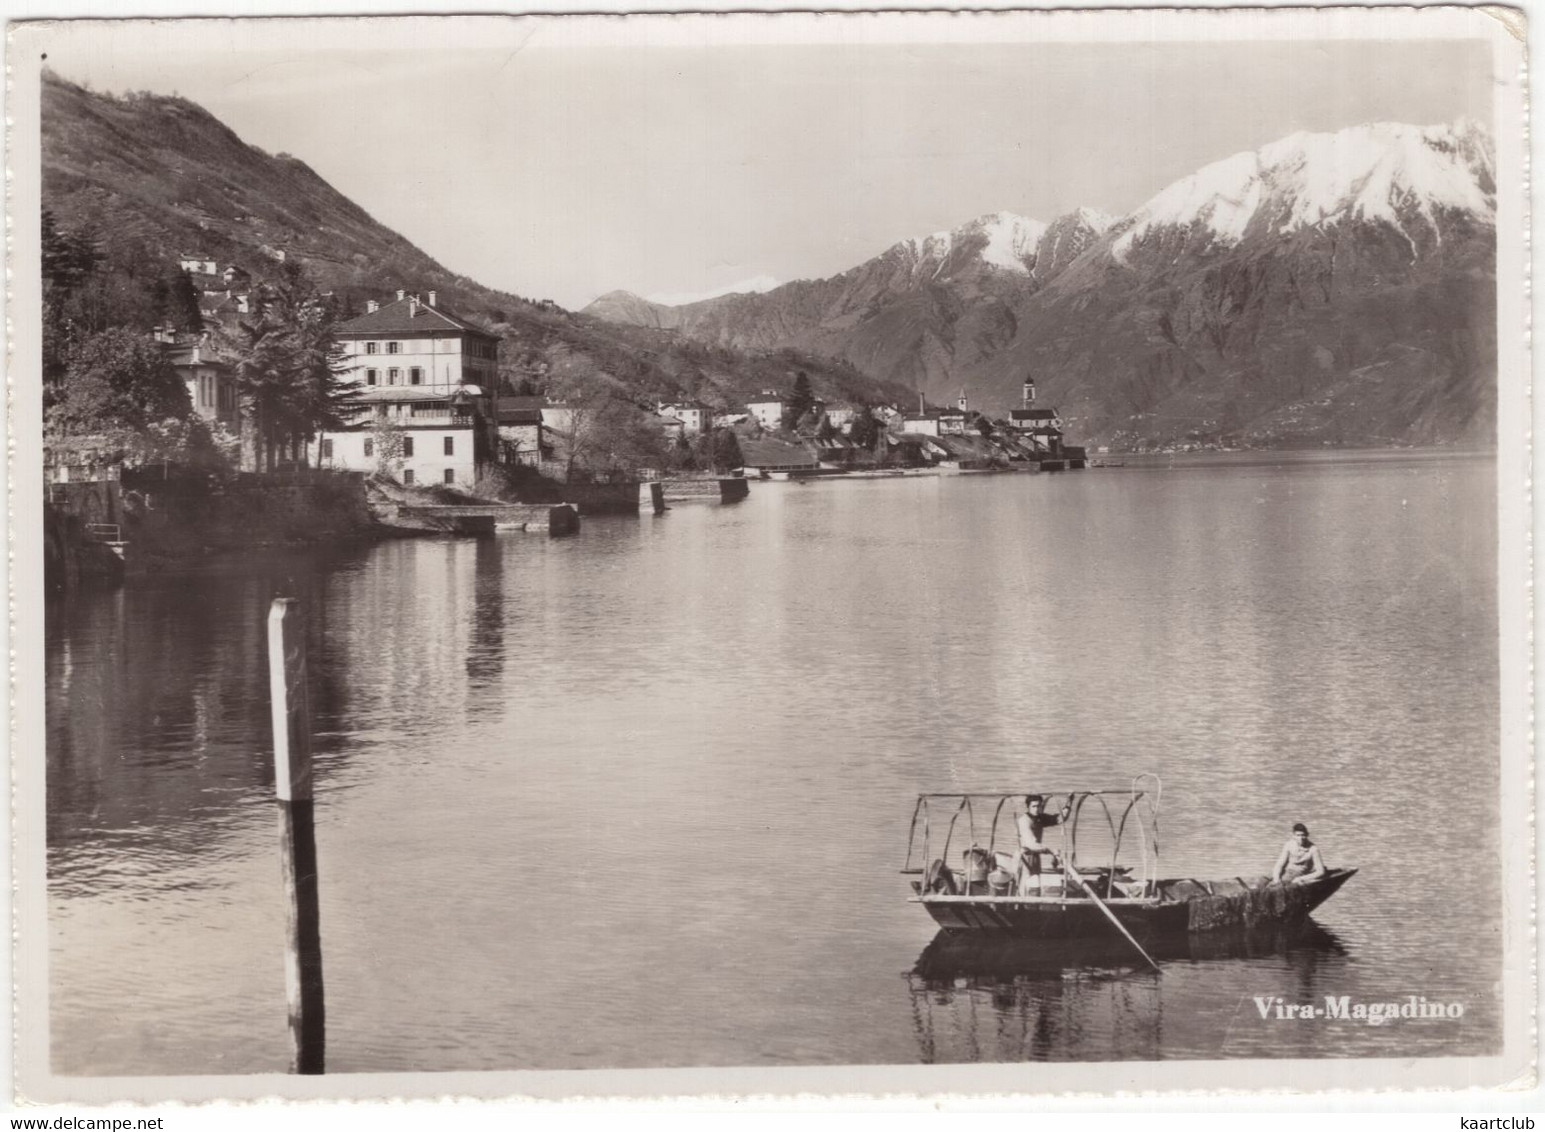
[310, 291, 502, 485]
[313, 385, 490, 486]
[738, 435, 819, 476]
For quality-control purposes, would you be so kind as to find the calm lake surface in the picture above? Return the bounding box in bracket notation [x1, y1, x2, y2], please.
[46, 450, 1501, 1073]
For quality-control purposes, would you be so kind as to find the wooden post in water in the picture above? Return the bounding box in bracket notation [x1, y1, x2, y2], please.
[268, 597, 326, 1074]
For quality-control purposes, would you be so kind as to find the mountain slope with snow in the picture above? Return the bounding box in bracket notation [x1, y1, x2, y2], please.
[585, 119, 1495, 448]
[1108, 120, 1494, 265]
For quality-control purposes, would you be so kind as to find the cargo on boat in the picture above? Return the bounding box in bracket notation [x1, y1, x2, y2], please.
[902, 779, 1355, 940]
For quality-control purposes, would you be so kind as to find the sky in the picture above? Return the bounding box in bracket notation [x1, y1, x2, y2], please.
[36, 16, 1494, 310]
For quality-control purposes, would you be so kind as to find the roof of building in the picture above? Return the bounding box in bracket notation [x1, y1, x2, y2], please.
[166, 348, 231, 371]
[336, 296, 498, 340]
[1010, 408, 1058, 420]
[747, 394, 784, 405]
[930, 433, 999, 460]
[348, 385, 479, 404]
[738, 436, 818, 468]
[496, 395, 544, 425]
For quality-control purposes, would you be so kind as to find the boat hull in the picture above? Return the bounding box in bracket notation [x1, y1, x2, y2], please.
[915, 868, 1356, 938]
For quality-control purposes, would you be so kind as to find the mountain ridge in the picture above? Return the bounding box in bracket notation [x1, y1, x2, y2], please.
[40, 70, 916, 418]
[585, 118, 1496, 447]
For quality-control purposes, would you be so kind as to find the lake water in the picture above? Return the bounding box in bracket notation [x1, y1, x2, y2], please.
[45, 451, 1501, 1074]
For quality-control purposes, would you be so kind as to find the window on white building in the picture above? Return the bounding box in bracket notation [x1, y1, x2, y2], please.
[364, 438, 374, 458]
[402, 437, 415, 457]
[389, 368, 400, 385]
[320, 439, 333, 460]
[410, 367, 423, 385]
[403, 469, 415, 485]
[444, 436, 454, 456]
[387, 342, 401, 355]
[443, 469, 455, 484]
[365, 342, 378, 355]
[366, 369, 378, 386]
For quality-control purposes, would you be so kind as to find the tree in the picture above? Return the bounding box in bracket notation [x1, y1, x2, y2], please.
[47, 327, 191, 435]
[236, 263, 354, 472]
[161, 269, 204, 334]
[548, 369, 669, 481]
[369, 415, 407, 478]
[690, 426, 743, 474]
[41, 209, 103, 393]
[849, 405, 879, 448]
[785, 370, 815, 428]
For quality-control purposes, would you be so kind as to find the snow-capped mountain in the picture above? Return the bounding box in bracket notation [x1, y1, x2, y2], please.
[1108, 119, 1494, 265]
[584, 119, 1495, 448]
[892, 211, 1049, 277]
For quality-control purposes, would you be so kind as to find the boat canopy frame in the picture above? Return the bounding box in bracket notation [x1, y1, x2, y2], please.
[903, 775, 1164, 897]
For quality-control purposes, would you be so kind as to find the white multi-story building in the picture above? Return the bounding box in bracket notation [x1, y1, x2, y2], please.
[335, 291, 500, 393]
[313, 387, 484, 487]
[657, 400, 709, 435]
[311, 291, 501, 486]
[746, 392, 785, 430]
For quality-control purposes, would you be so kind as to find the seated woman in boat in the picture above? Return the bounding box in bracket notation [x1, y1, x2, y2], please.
[1015, 793, 1073, 891]
[1273, 822, 1327, 885]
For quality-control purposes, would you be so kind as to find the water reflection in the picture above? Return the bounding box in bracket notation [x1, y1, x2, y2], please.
[907, 921, 1350, 1062]
[465, 537, 506, 693]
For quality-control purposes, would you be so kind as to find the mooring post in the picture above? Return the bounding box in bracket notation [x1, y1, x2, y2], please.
[268, 597, 326, 1074]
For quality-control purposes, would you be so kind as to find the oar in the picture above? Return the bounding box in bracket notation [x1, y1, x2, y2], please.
[1066, 870, 1161, 973]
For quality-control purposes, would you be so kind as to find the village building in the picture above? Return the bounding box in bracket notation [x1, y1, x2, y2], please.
[541, 401, 574, 435]
[334, 291, 500, 392]
[657, 400, 710, 435]
[656, 412, 687, 444]
[494, 395, 551, 466]
[312, 386, 491, 486]
[738, 435, 819, 477]
[310, 291, 502, 485]
[1008, 407, 1064, 453]
[937, 407, 968, 435]
[178, 252, 218, 277]
[746, 392, 786, 431]
[901, 412, 940, 437]
[162, 332, 240, 432]
[824, 405, 857, 430]
[222, 264, 251, 287]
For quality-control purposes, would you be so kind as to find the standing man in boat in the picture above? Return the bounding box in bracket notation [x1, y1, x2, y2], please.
[1016, 793, 1074, 887]
[1273, 822, 1328, 885]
